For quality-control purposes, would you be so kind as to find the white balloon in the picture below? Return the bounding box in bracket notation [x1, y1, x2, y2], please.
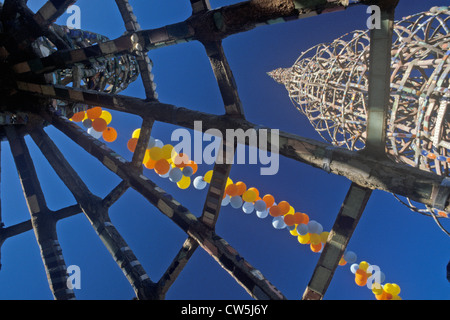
[159, 171, 170, 178]
[307, 220, 321, 234]
[256, 209, 269, 219]
[350, 263, 359, 274]
[254, 200, 266, 212]
[272, 216, 286, 229]
[169, 167, 183, 183]
[242, 202, 254, 214]
[297, 223, 308, 236]
[87, 127, 102, 139]
[343, 251, 357, 264]
[230, 196, 243, 209]
[221, 194, 230, 206]
[193, 176, 207, 190]
[154, 139, 164, 148]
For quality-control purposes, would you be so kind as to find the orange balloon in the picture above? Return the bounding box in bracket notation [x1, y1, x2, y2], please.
[293, 212, 305, 225]
[225, 184, 239, 197]
[247, 187, 259, 198]
[263, 194, 275, 208]
[269, 205, 282, 217]
[278, 201, 290, 215]
[355, 269, 368, 287]
[154, 159, 170, 175]
[127, 138, 138, 152]
[235, 181, 247, 195]
[70, 111, 85, 122]
[92, 118, 107, 132]
[302, 213, 310, 225]
[86, 107, 102, 119]
[283, 214, 296, 226]
[102, 127, 117, 142]
[144, 158, 156, 170]
[338, 257, 347, 266]
[310, 243, 322, 253]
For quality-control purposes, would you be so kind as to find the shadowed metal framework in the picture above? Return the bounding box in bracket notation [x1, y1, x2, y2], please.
[0, 0, 448, 300]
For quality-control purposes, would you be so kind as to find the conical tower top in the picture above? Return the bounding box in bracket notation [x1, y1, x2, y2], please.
[267, 67, 292, 85]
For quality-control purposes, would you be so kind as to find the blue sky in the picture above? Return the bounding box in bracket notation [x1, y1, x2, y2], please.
[0, 0, 448, 300]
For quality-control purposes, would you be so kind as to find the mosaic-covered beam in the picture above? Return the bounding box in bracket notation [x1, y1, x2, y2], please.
[18, 82, 450, 212]
[303, 183, 372, 300]
[5, 126, 76, 300]
[28, 125, 159, 300]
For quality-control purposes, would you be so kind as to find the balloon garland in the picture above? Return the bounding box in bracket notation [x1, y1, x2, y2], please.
[123, 130, 402, 300]
[70, 106, 118, 142]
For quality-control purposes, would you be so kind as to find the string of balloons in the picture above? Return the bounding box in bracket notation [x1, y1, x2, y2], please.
[70, 107, 402, 300]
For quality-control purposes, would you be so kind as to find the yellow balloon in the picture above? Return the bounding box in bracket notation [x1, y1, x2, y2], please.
[177, 175, 191, 189]
[309, 233, 321, 245]
[242, 190, 256, 202]
[290, 228, 299, 236]
[359, 261, 369, 271]
[287, 206, 295, 215]
[161, 144, 174, 159]
[391, 295, 402, 300]
[372, 283, 383, 295]
[143, 149, 151, 164]
[203, 170, 213, 183]
[149, 146, 163, 161]
[226, 177, 233, 187]
[100, 110, 112, 124]
[384, 283, 401, 296]
[297, 233, 310, 244]
[319, 231, 329, 243]
[132, 128, 141, 139]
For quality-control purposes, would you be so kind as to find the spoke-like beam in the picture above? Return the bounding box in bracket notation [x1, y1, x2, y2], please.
[13, 0, 355, 75]
[157, 237, 199, 299]
[203, 40, 244, 116]
[46, 112, 286, 300]
[189, 0, 211, 15]
[115, 0, 158, 100]
[302, 183, 373, 300]
[5, 126, 75, 300]
[28, 125, 159, 300]
[33, 0, 77, 29]
[364, 6, 396, 156]
[19, 82, 450, 211]
[131, 117, 154, 170]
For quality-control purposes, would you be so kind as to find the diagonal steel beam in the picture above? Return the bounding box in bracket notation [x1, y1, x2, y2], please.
[115, 0, 158, 100]
[18, 82, 450, 212]
[5, 126, 76, 300]
[157, 236, 199, 299]
[364, 6, 396, 156]
[27, 125, 159, 300]
[32, 0, 77, 29]
[12, 0, 355, 75]
[302, 183, 373, 300]
[45, 111, 286, 300]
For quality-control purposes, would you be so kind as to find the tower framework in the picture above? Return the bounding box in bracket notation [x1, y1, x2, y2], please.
[0, 0, 448, 300]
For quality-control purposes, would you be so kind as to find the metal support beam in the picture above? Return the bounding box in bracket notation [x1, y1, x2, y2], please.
[19, 82, 450, 212]
[157, 237, 199, 298]
[5, 126, 76, 300]
[303, 183, 372, 300]
[28, 126, 159, 300]
[364, 7, 396, 156]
